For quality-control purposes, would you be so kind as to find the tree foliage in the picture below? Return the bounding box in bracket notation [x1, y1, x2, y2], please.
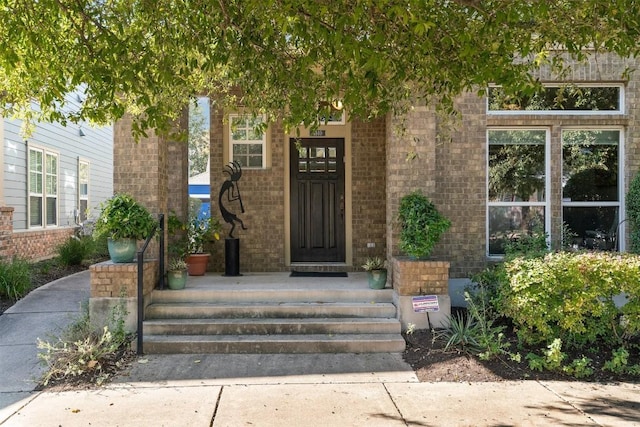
[2, 1, 640, 137]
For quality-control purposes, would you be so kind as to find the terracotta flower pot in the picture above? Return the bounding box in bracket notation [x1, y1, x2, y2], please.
[186, 253, 210, 276]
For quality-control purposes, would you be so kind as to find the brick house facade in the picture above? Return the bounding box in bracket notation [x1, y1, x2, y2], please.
[113, 53, 638, 291]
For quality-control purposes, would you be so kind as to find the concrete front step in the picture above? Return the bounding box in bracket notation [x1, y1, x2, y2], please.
[145, 302, 397, 319]
[144, 317, 401, 335]
[142, 333, 407, 354]
[142, 273, 405, 354]
[150, 288, 395, 304]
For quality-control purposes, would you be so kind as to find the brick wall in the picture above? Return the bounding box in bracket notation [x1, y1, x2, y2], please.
[90, 260, 158, 298]
[208, 106, 286, 272]
[385, 103, 440, 272]
[392, 257, 449, 296]
[436, 92, 488, 278]
[0, 206, 75, 261]
[351, 117, 387, 268]
[430, 52, 639, 278]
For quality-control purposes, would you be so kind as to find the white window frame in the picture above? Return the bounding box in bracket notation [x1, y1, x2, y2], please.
[560, 127, 625, 251]
[78, 159, 90, 222]
[487, 83, 625, 115]
[28, 145, 59, 228]
[486, 128, 551, 258]
[229, 114, 266, 169]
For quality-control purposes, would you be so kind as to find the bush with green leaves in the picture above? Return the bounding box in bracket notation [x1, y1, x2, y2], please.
[398, 191, 451, 259]
[499, 252, 640, 349]
[93, 193, 157, 241]
[0, 257, 31, 301]
[57, 236, 96, 266]
[627, 172, 640, 254]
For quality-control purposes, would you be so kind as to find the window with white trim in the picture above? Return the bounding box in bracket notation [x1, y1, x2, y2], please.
[487, 129, 548, 256]
[229, 114, 266, 169]
[562, 129, 621, 251]
[29, 147, 58, 227]
[78, 160, 89, 222]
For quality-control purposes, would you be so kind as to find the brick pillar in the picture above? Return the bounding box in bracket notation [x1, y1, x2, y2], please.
[385, 106, 450, 331]
[385, 105, 438, 259]
[97, 114, 187, 342]
[0, 206, 15, 259]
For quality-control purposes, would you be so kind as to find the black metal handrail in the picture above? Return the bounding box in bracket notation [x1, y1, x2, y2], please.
[136, 213, 165, 355]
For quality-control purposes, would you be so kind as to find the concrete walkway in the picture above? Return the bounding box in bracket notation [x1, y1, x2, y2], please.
[1, 272, 639, 426]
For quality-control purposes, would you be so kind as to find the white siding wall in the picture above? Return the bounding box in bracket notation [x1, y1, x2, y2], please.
[2, 92, 113, 231]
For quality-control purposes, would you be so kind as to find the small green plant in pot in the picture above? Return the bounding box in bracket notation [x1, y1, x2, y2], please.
[362, 256, 388, 289]
[167, 258, 188, 290]
[93, 193, 157, 263]
[183, 199, 222, 276]
[398, 191, 451, 259]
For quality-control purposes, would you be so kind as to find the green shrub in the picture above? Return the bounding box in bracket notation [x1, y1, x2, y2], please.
[93, 193, 156, 241]
[57, 236, 95, 266]
[503, 224, 549, 259]
[499, 252, 640, 349]
[0, 258, 31, 301]
[91, 233, 110, 258]
[398, 191, 451, 259]
[626, 172, 640, 253]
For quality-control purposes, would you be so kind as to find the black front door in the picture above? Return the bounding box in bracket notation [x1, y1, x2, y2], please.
[290, 138, 345, 262]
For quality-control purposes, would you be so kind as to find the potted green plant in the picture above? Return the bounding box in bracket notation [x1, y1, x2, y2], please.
[398, 191, 451, 259]
[93, 193, 157, 263]
[362, 256, 388, 289]
[185, 213, 222, 275]
[167, 257, 188, 290]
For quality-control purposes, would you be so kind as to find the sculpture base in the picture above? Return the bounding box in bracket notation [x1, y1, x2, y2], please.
[224, 238, 241, 276]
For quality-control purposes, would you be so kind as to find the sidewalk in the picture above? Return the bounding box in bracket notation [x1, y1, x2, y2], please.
[1, 273, 639, 426]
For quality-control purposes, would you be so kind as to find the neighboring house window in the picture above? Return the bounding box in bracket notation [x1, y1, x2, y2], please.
[562, 129, 621, 251]
[487, 84, 623, 114]
[229, 114, 265, 169]
[29, 147, 58, 227]
[487, 129, 548, 256]
[78, 160, 89, 222]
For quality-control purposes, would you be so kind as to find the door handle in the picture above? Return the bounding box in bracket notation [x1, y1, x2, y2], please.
[339, 194, 345, 218]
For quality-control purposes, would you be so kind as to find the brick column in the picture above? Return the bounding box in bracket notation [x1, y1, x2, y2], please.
[385, 106, 450, 330]
[0, 207, 15, 259]
[385, 105, 438, 260]
[93, 114, 187, 341]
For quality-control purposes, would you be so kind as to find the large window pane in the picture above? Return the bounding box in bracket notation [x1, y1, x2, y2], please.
[488, 130, 546, 202]
[563, 207, 618, 251]
[488, 206, 545, 256]
[46, 197, 57, 225]
[29, 196, 42, 227]
[562, 130, 619, 202]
